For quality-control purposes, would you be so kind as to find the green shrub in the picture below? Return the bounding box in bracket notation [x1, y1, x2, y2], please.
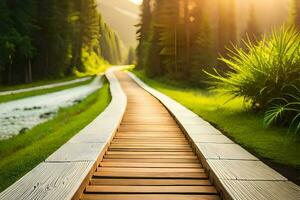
[206, 26, 300, 133]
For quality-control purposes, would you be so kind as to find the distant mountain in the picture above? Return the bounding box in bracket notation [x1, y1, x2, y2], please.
[97, 0, 140, 47]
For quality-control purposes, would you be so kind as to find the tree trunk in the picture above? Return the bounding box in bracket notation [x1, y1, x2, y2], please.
[25, 62, 29, 83]
[184, 0, 190, 72]
[8, 55, 13, 84]
[28, 59, 32, 83]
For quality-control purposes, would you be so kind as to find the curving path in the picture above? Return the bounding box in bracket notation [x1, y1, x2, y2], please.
[79, 72, 220, 200]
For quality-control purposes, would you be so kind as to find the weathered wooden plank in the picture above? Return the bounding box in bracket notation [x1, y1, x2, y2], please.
[196, 143, 258, 160]
[208, 160, 287, 181]
[183, 125, 223, 135]
[190, 134, 233, 144]
[220, 180, 300, 200]
[0, 162, 93, 200]
[46, 142, 105, 162]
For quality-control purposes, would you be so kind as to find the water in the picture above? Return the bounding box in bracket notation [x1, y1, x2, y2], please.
[0, 76, 103, 140]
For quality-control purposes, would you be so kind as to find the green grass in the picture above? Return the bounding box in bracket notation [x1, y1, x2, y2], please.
[0, 81, 111, 192]
[133, 70, 300, 170]
[0, 77, 94, 104]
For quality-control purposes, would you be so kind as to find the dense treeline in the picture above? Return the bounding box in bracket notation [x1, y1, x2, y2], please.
[136, 0, 237, 84]
[136, 0, 298, 85]
[0, 0, 123, 85]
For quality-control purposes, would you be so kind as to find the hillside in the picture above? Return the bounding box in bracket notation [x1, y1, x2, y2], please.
[97, 0, 140, 47]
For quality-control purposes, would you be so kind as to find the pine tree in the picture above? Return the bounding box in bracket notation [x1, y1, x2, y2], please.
[0, 1, 15, 84]
[144, 0, 162, 77]
[190, 18, 214, 84]
[158, 0, 181, 76]
[136, 0, 152, 69]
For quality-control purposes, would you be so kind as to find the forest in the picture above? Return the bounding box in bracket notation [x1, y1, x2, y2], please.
[137, 0, 300, 82]
[0, 0, 123, 85]
[136, 0, 300, 133]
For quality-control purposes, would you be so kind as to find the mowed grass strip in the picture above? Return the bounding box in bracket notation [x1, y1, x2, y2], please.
[0, 81, 111, 192]
[133, 70, 300, 170]
[0, 76, 94, 104]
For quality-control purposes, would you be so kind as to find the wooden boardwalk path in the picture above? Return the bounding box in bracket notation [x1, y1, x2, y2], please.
[79, 72, 220, 200]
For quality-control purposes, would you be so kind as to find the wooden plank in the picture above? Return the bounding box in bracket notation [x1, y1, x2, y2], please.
[85, 185, 217, 194]
[46, 142, 105, 162]
[122, 116, 173, 121]
[93, 171, 208, 179]
[220, 180, 300, 200]
[104, 155, 197, 159]
[90, 179, 211, 186]
[0, 162, 93, 200]
[208, 160, 287, 181]
[117, 131, 184, 137]
[111, 138, 187, 142]
[114, 136, 185, 139]
[102, 159, 199, 163]
[121, 121, 177, 125]
[108, 147, 193, 151]
[107, 149, 193, 152]
[105, 151, 194, 155]
[81, 194, 220, 200]
[196, 143, 258, 160]
[109, 144, 190, 148]
[98, 167, 205, 173]
[118, 125, 181, 132]
[190, 134, 233, 144]
[99, 162, 202, 168]
[110, 141, 188, 144]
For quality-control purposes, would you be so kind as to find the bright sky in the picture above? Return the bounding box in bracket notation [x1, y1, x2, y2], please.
[129, 0, 143, 5]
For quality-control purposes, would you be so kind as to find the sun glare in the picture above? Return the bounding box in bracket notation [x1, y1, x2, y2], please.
[129, 0, 143, 5]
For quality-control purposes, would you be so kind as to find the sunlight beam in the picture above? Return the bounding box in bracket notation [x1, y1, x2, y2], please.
[129, 0, 143, 5]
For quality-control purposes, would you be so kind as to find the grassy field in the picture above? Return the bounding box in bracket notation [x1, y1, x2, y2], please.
[133, 70, 300, 181]
[0, 81, 111, 192]
[0, 77, 94, 104]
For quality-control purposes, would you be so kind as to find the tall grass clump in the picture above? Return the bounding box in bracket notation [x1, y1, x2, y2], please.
[206, 26, 300, 134]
